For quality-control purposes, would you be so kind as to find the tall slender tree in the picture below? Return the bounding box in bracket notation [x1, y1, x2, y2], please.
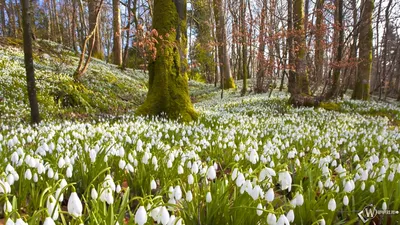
[352, 0, 373, 100]
[21, 0, 40, 123]
[88, 0, 104, 59]
[213, 0, 235, 89]
[240, 0, 247, 95]
[112, 0, 122, 65]
[136, 0, 198, 121]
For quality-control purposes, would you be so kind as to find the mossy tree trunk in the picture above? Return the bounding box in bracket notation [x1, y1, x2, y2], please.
[352, 0, 373, 100]
[112, 0, 122, 66]
[289, 0, 321, 107]
[136, 0, 198, 122]
[213, 0, 235, 89]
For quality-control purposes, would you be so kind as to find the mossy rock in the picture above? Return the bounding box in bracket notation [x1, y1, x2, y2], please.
[320, 102, 341, 111]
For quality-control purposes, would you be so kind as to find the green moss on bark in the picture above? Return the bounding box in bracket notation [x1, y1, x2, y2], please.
[136, 0, 198, 122]
[224, 76, 235, 89]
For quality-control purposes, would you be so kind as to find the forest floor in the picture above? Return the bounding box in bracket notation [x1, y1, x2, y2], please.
[1, 39, 400, 224]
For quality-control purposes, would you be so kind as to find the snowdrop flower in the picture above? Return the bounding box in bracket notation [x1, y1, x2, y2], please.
[174, 186, 182, 201]
[320, 218, 326, 225]
[66, 166, 73, 178]
[24, 169, 32, 180]
[267, 213, 277, 225]
[15, 219, 27, 225]
[186, 191, 193, 202]
[116, 184, 121, 193]
[256, 203, 263, 216]
[58, 158, 65, 168]
[277, 214, 289, 225]
[259, 167, 276, 181]
[4, 198, 12, 213]
[265, 188, 274, 202]
[160, 207, 170, 225]
[67, 192, 83, 217]
[47, 168, 54, 178]
[328, 198, 336, 211]
[343, 195, 349, 206]
[278, 171, 292, 192]
[235, 172, 245, 187]
[135, 206, 148, 225]
[206, 192, 212, 203]
[361, 182, 366, 191]
[150, 179, 157, 190]
[100, 188, 114, 204]
[370, 184, 375, 193]
[188, 174, 194, 185]
[103, 175, 116, 191]
[177, 165, 184, 174]
[344, 180, 355, 193]
[382, 201, 387, 211]
[286, 210, 294, 222]
[91, 188, 98, 200]
[5, 218, 14, 225]
[207, 166, 216, 180]
[43, 217, 56, 225]
[47, 195, 59, 220]
[231, 168, 238, 180]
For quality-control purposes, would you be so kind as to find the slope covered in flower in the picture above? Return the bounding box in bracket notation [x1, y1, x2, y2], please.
[0, 38, 218, 123]
[1, 88, 400, 224]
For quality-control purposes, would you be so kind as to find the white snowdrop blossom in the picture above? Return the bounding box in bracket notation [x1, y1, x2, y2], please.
[135, 206, 148, 225]
[67, 192, 83, 217]
[328, 198, 336, 211]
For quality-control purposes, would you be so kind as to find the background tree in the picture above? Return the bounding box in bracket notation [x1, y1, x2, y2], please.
[112, 0, 122, 65]
[352, 0, 374, 100]
[88, 0, 104, 59]
[21, 0, 40, 123]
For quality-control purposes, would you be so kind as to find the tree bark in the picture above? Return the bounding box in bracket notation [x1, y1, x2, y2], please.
[21, 0, 40, 123]
[293, 0, 310, 95]
[136, 0, 198, 122]
[213, 0, 235, 89]
[382, 0, 393, 100]
[122, 0, 133, 69]
[112, 0, 122, 66]
[352, 0, 373, 100]
[325, 0, 343, 99]
[0, 0, 6, 36]
[314, 0, 324, 86]
[255, 0, 267, 93]
[240, 0, 247, 96]
[88, 0, 104, 60]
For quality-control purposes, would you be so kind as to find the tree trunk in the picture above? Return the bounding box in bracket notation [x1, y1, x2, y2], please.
[382, 0, 393, 100]
[325, 0, 343, 99]
[0, 0, 6, 36]
[21, 0, 40, 123]
[88, 0, 104, 60]
[136, 0, 198, 122]
[112, 0, 122, 66]
[314, 0, 324, 86]
[255, 0, 267, 93]
[122, 0, 133, 69]
[287, 0, 295, 94]
[352, 0, 373, 100]
[71, 0, 77, 51]
[293, 0, 310, 95]
[213, 0, 235, 89]
[240, 0, 247, 96]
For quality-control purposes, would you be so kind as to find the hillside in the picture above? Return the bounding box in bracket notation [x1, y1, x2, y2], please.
[0, 38, 218, 122]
